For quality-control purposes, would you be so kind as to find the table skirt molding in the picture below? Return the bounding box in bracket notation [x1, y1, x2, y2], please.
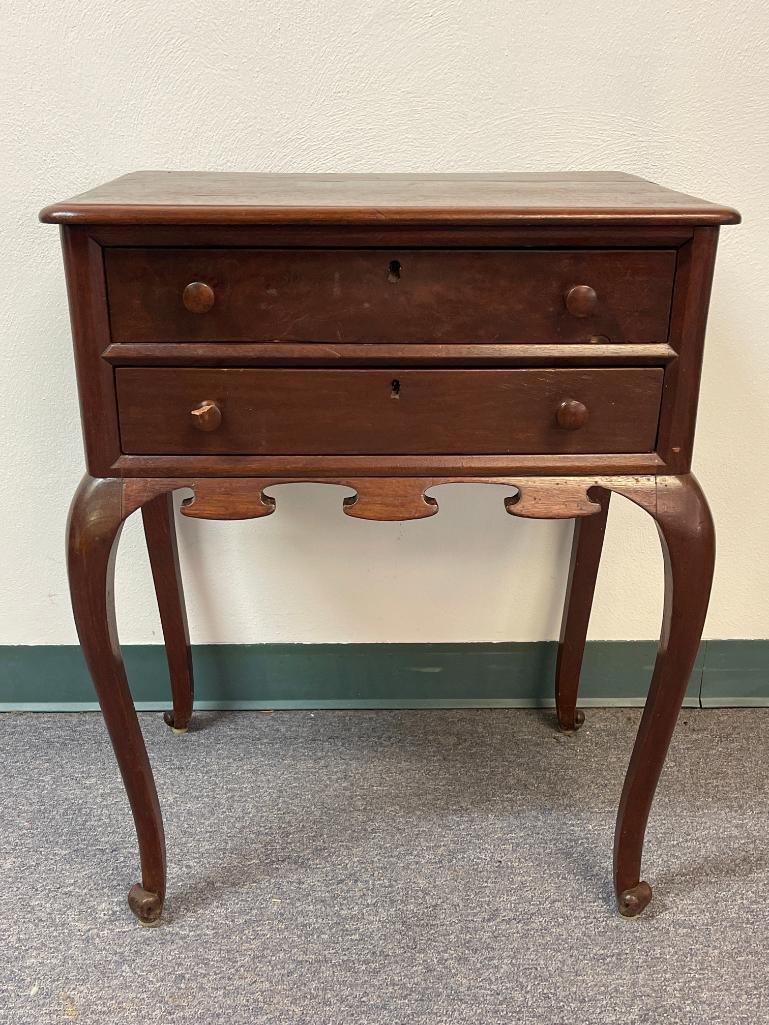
[115, 472, 674, 522]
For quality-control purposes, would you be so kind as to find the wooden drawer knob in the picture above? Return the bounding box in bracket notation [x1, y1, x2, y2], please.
[556, 399, 589, 430]
[564, 284, 597, 317]
[183, 281, 215, 314]
[190, 400, 222, 432]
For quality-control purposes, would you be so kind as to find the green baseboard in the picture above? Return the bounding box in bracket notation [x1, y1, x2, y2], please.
[1, 640, 767, 711]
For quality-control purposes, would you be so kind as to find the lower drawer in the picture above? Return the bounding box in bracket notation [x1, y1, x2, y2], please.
[115, 367, 663, 456]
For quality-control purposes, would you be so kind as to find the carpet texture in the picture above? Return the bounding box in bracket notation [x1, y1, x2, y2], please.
[1, 708, 767, 1024]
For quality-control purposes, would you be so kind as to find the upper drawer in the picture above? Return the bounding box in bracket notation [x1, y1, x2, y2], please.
[104, 248, 676, 345]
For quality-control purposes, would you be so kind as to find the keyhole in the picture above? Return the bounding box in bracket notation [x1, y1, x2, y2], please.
[390, 379, 401, 399]
[387, 259, 401, 283]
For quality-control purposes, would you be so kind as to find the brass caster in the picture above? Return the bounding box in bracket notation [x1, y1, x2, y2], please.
[618, 881, 653, 917]
[128, 883, 164, 925]
[163, 711, 189, 734]
[558, 708, 586, 734]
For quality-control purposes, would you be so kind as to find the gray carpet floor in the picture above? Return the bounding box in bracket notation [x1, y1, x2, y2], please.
[1, 707, 768, 1024]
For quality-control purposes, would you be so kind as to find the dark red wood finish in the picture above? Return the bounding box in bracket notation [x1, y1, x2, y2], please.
[67, 476, 166, 924]
[105, 247, 675, 345]
[555, 490, 610, 732]
[141, 493, 194, 732]
[115, 367, 663, 456]
[40, 170, 740, 226]
[43, 172, 737, 924]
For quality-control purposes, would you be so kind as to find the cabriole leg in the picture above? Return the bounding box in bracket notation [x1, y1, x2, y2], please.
[554, 491, 610, 732]
[142, 492, 194, 733]
[67, 475, 166, 924]
[612, 475, 715, 916]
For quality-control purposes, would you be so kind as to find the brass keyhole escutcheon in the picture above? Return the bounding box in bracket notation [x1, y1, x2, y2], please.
[387, 260, 402, 283]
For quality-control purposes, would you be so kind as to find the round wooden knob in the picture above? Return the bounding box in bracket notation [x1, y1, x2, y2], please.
[556, 399, 589, 431]
[564, 285, 597, 317]
[183, 281, 215, 314]
[190, 400, 222, 432]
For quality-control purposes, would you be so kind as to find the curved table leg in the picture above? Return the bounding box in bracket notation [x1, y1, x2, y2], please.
[142, 493, 194, 733]
[67, 475, 166, 924]
[611, 474, 715, 916]
[554, 490, 610, 732]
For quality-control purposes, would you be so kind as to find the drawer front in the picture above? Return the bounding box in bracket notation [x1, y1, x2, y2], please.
[116, 367, 663, 455]
[105, 249, 675, 345]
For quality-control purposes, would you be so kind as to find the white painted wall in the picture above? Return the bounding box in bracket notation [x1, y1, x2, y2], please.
[2, 1, 767, 645]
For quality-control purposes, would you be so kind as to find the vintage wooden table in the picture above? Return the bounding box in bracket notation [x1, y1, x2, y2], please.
[41, 171, 739, 924]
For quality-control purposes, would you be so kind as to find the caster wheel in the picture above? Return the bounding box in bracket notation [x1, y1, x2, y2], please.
[618, 881, 653, 917]
[128, 884, 163, 925]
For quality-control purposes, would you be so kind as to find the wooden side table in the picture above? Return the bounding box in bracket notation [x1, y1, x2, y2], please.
[41, 172, 739, 923]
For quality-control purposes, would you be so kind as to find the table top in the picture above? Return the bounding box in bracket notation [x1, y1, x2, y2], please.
[40, 171, 740, 227]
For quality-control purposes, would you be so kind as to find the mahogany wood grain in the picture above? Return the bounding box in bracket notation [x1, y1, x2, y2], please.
[67, 476, 166, 924]
[503, 477, 607, 518]
[121, 475, 632, 522]
[60, 228, 121, 475]
[102, 341, 678, 368]
[656, 227, 720, 472]
[87, 223, 698, 249]
[141, 493, 194, 732]
[564, 284, 598, 317]
[40, 171, 739, 226]
[189, 400, 222, 432]
[182, 281, 215, 314]
[342, 480, 439, 521]
[556, 399, 589, 431]
[111, 452, 668, 478]
[611, 474, 715, 915]
[105, 247, 675, 345]
[555, 491, 611, 731]
[45, 171, 737, 923]
[65, 464, 720, 922]
[115, 367, 664, 456]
